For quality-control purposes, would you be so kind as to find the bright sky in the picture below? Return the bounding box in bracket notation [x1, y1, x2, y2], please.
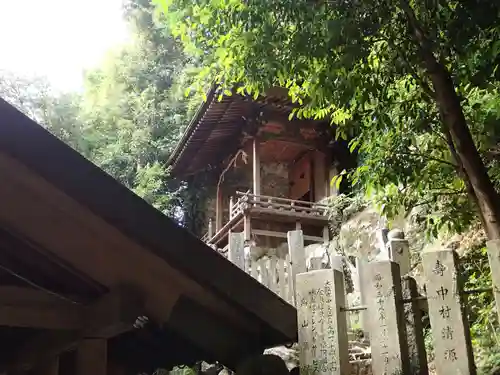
[0, 0, 130, 91]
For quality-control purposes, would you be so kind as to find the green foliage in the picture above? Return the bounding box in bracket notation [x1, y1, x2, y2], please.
[0, 0, 201, 221]
[157, 0, 500, 237]
[165, 366, 196, 375]
[461, 244, 500, 374]
[324, 194, 366, 239]
[0, 70, 87, 153]
[155, 1, 500, 368]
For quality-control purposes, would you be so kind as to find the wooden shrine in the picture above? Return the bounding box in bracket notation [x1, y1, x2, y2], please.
[169, 87, 353, 251]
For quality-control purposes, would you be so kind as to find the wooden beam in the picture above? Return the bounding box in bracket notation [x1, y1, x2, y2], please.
[244, 215, 252, 242]
[0, 286, 82, 330]
[252, 138, 261, 197]
[216, 185, 223, 232]
[0, 304, 81, 330]
[313, 151, 327, 202]
[252, 229, 323, 243]
[10, 285, 144, 372]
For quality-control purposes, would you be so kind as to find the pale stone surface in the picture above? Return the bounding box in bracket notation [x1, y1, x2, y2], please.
[355, 258, 369, 336]
[264, 345, 299, 370]
[401, 276, 427, 375]
[388, 239, 410, 276]
[365, 261, 409, 375]
[229, 232, 245, 270]
[387, 228, 405, 240]
[296, 269, 350, 375]
[487, 239, 500, 324]
[422, 249, 476, 375]
[288, 230, 306, 305]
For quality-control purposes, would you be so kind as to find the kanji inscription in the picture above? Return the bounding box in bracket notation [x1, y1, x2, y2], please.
[366, 261, 409, 375]
[296, 270, 349, 375]
[422, 249, 476, 375]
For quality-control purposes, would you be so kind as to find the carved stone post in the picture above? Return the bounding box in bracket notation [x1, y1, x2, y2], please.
[364, 261, 410, 375]
[422, 249, 476, 375]
[296, 269, 350, 375]
[229, 232, 245, 270]
[287, 230, 306, 305]
[402, 276, 428, 375]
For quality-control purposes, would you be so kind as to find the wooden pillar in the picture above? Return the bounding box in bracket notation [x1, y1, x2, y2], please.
[422, 249, 476, 375]
[322, 226, 329, 243]
[243, 214, 251, 242]
[76, 339, 107, 375]
[252, 138, 260, 198]
[229, 196, 234, 219]
[313, 151, 327, 202]
[216, 185, 223, 232]
[208, 219, 213, 239]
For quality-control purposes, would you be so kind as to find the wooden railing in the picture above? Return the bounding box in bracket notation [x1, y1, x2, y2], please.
[233, 191, 329, 216]
[201, 192, 329, 245]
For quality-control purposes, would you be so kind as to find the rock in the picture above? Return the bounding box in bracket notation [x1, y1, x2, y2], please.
[263, 345, 298, 370]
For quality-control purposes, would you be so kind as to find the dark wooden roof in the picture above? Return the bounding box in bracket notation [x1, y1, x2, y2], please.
[168, 86, 299, 177]
[0, 98, 297, 372]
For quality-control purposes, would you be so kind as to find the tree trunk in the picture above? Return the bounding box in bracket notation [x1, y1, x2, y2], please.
[424, 56, 500, 239]
[442, 124, 489, 235]
[400, 1, 500, 239]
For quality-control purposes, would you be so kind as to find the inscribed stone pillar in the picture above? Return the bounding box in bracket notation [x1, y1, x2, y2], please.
[355, 257, 369, 337]
[288, 230, 306, 305]
[487, 239, 500, 324]
[296, 269, 350, 375]
[401, 276, 428, 375]
[330, 255, 344, 272]
[365, 261, 409, 375]
[76, 339, 107, 375]
[388, 238, 411, 276]
[422, 249, 476, 375]
[229, 232, 245, 270]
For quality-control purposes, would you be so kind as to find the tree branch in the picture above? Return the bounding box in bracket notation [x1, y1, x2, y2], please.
[393, 151, 458, 168]
[411, 190, 466, 209]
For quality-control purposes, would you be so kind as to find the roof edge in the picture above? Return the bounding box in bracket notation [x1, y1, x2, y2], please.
[167, 85, 217, 170]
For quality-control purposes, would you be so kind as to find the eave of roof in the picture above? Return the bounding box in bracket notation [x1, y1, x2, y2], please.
[167, 84, 218, 171]
[168, 86, 299, 177]
[0, 97, 297, 370]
